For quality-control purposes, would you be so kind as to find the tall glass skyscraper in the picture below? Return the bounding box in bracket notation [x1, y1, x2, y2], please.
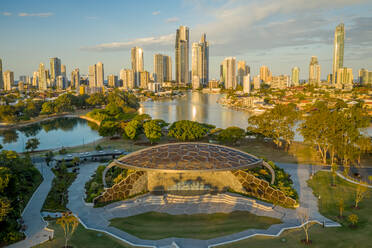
[49, 57, 61, 81]
[332, 23, 345, 84]
[131, 47, 144, 87]
[291, 66, 300, 86]
[309, 56, 321, 85]
[175, 26, 189, 86]
[191, 33, 209, 89]
[0, 58, 3, 90]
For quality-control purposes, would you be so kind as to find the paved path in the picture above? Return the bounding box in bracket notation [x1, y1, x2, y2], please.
[7, 163, 55, 248]
[67, 162, 340, 248]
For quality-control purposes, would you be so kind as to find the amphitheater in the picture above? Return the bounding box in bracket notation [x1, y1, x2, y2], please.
[94, 143, 297, 208]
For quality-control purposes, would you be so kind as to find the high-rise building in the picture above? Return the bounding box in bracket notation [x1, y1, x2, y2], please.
[88, 64, 97, 88]
[96, 62, 104, 87]
[369, 72, 372, 84]
[271, 75, 290, 89]
[253, 75, 261, 90]
[71, 68, 80, 89]
[18, 81, 24, 91]
[332, 23, 345, 84]
[175, 25, 189, 85]
[131, 47, 144, 87]
[108, 74, 118, 88]
[243, 74, 251, 94]
[120, 69, 135, 89]
[221, 57, 236, 89]
[291, 67, 300, 86]
[237, 61, 249, 86]
[38, 63, 47, 90]
[50, 57, 61, 81]
[260, 65, 272, 83]
[56, 75, 67, 89]
[154, 54, 172, 83]
[139, 71, 149, 89]
[61, 64, 66, 78]
[358, 68, 369, 85]
[191, 34, 209, 89]
[0, 58, 3, 89]
[3, 70, 14, 91]
[32, 71, 38, 87]
[336, 67, 353, 90]
[309, 56, 321, 85]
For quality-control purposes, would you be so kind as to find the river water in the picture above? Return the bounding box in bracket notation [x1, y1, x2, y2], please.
[1, 91, 370, 152]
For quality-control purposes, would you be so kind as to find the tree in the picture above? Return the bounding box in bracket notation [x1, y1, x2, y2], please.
[248, 104, 299, 148]
[45, 151, 54, 166]
[217, 126, 245, 144]
[297, 208, 314, 244]
[98, 121, 119, 137]
[25, 138, 40, 152]
[143, 120, 162, 144]
[354, 184, 368, 209]
[72, 157, 80, 166]
[41, 101, 56, 115]
[86, 92, 107, 106]
[124, 120, 141, 140]
[168, 120, 210, 141]
[348, 214, 358, 227]
[56, 212, 79, 248]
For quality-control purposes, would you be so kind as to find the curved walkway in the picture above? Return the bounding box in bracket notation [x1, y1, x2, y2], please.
[67, 162, 339, 248]
[7, 162, 55, 248]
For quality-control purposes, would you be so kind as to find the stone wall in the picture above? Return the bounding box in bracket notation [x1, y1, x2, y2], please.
[94, 171, 147, 205]
[232, 170, 298, 208]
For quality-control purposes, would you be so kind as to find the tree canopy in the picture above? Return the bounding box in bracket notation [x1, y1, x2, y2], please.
[168, 120, 211, 141]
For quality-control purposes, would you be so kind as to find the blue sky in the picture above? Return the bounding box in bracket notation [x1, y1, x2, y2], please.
[1, 0, 372, 80]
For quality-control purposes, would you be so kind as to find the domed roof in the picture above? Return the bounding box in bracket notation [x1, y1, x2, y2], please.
[113, 143, 262, 172]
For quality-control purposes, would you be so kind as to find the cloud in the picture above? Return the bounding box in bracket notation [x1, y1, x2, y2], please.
[165, 17, 179, 23]
[81, 33, 175, 52]
[18, 12, 53, 17]
[152, 11, 160, 15]
[2, 12, 12, 16]
[190, 0, 371, 56]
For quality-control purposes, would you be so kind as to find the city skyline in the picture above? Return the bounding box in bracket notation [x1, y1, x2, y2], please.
[0, 0, 372, 80]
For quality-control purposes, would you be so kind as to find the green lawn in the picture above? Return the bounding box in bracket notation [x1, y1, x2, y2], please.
[219, 171, 372, 248]
[109, 211, 282, 240]
[33, 220, 140, 248]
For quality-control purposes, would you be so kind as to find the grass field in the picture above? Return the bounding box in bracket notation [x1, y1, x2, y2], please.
[109, 211, 282, 240]
[33, 220, 140, 248]
[219, 171, 372, 248]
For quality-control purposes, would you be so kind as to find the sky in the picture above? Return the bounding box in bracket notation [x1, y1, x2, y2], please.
[1, 0, 372, 81]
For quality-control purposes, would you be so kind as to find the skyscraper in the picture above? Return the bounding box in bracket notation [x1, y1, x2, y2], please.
[309, 56, 321, 85]
[38, 63, 47, 90]
[96, 62, 104, 87]
[139, 71, 150, 89]
[191, 34, 209, 89]
[32, 71, 38, 87]
[336, 67, 353, 90]
[71, 68, 80, 89]
[131, 47, 144, 87]
[108, 74, 118, 88]
[0, 58, 3, 89]
[243, 74, 251, 94]
[260, 65, 272, 83]
[291, 67, 300, 86]
[3, 70, 14, 91]
[332, 23, 345, 84]
[175, 25, 189, 85]
[221, 57, 236, 89]
[88, 64, 97, 88]
[237, 61, 249, 86]
[154, 54, 172, 83]
[358, 68, 369, 85]
[120, 69, 135, 89]
[61, 64, 66, 78]
[50, 57, 61, 81]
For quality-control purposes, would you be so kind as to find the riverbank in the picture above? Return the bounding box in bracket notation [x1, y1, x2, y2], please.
[0, 109, 93, 130]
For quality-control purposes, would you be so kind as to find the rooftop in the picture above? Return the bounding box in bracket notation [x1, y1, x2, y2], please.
[114, 143, 262, 172]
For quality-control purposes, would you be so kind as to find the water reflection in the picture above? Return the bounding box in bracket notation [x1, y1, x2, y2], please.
[140, 91, 251, 129]
[0, 117, 101, 152]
